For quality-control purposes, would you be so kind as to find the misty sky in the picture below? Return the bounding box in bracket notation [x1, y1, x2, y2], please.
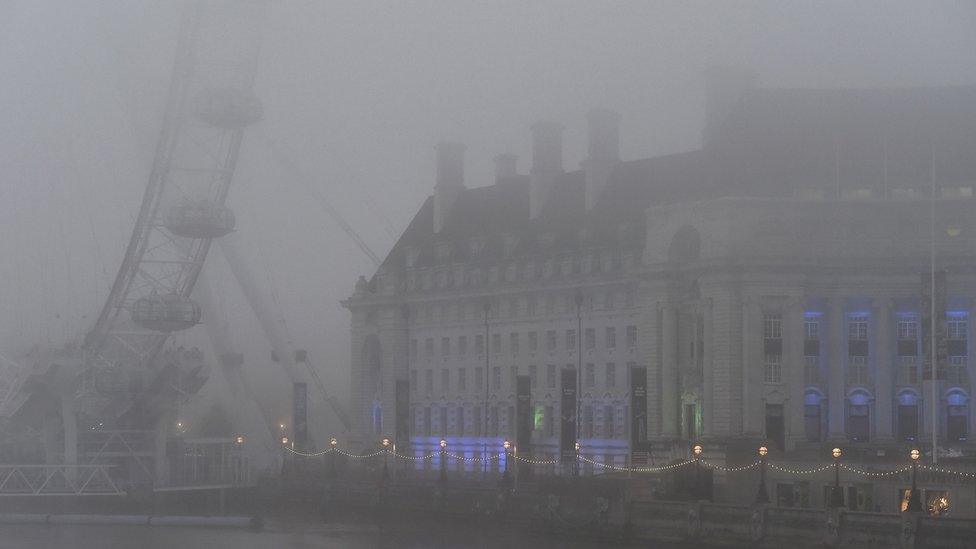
[1, 1, 974, 433]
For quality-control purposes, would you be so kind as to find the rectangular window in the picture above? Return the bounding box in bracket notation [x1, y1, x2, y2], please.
[948, 405, 968, 442]
[475, 335, 484, 355]
[605, 363, 616, 387]
[510, 333, 519, 355]
[566, 329, 576, 351]
[475, 367, 483, 389]
[473, 406, 482, 436]
[410, 370, 418, 393]
[424, 407, 432, 436]
[492, 334, 501, 354]
[585, 363, 595, 387]
[585, 328, 596, 350]
[510, 366, 518, 390]
[441, 369, 450, 391]
[898, 356, 918, 385]
[458, 368, 466, 391]
[947, 356, 967, 385]
[898, 404, 918, 441]
[490, 406, 499, 436]
[440, 406, 448, 436]
[626, 326, 637, 348]
[848, 315, 869, 340]
[457, 406, 465, 436]
[544, 405, 554, 437]
[547, 364, 556, 389]
[458, 336, 467, 356]
[764, 355, 782, 383]
[848, 356, 869, 385]
[763, 314, 782, 339]
[410, 339, 418, 359]
[898, 319, 918, 341]
[529, 365, 537, 389]
[804, 319, 820, 340]
[605, 327, 616, 348]
[425, 338, 434, 357]
[583, 405, 594, 438]
[528, 332, 538, 352]
[424, 369, 433, 393]
[546, 330, 557, 351]
[604, 405, 614, 438]
[527, 298, 537, 317]
[803, 356, 819, 384]
[441, 337, 450, 356]
[507, 298, 518, 318]
[492, 367, 501, 390]
[947, 318, 969, 340]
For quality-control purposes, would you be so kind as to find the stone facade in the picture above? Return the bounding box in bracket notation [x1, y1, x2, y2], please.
[343, 77, 976, 514]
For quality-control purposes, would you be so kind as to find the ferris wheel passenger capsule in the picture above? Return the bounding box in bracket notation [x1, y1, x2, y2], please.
[165, 200, 236, 239]
[130, 293, 202, 332]
[193, 87, 263, 129]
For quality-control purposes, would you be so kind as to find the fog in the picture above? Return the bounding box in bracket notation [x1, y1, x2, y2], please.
[1, 0, 974, 434]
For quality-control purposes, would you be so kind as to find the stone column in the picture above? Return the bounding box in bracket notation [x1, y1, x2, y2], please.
[786, 299, 806, 450]
[874, 298, 894, 441]
[741, 300, 763, 436]
[661, 304, 679, 438]
[827, 298, 847, 441]
[702, 298, 715, 438]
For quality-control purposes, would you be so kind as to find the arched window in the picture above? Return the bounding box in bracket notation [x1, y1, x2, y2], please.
[947, 391, 969, 442]
[897, 390, 919, 442]
[847, 390, 871, 442]
[804, 391, 824, 442]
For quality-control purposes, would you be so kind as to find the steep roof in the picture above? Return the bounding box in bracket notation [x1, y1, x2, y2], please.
[376, 84, 976, 274]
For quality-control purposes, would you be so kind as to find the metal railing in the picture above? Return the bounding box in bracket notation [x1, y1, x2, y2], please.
[0, 464, 124, 496]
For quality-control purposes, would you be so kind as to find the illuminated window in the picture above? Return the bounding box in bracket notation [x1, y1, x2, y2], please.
[947, 318, 968, 340]
[898, 319, 918, 340]
[848, 316, 869, 341]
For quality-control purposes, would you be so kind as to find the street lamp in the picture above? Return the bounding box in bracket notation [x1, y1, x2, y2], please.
[829, 447, 844, 508]
[439, 439, 447, 483]
[755, 446, 770, 504]
[281, 436, 289, 445]
[906, 448, 923, 513]
[329, 437, 338, 478]
[693, 444, 704, 500]
[234, 435, 245, 446]
[574, 441, 581, 477]
[382, 437, 391, 480]
[502, 440, 512, 482]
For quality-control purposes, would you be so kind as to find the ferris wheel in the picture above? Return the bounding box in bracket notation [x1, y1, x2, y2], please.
[78, 0, 267, 423]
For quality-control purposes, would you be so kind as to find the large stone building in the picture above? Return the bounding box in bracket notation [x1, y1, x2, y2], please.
[343, 70, 976, 514]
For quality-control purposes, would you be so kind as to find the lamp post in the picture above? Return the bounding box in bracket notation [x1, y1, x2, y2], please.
[439, 439, 447, 483]
[755, 446, 770, 504]
[575, 292, 584, 478]
[574, 441, 581, 477]
[503, 440, 511, 476]
[693, 444, 703, 500]
[907, 448, 923, 513]
[382, 437, 390, 480]
[483, 301, 490, 478]
[829, 447, 844, 507]
[329, 437, 337, 478]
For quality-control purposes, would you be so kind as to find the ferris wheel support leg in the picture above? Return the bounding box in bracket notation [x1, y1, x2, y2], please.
[61, 394, 78, 481]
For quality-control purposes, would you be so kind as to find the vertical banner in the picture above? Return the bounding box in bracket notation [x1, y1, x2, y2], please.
[560, 369, 577, 463]
[292, 382, 308, 449]
[922, 270, 947, 380]
[395, 379, 410, 448]
[630, 366, 648, 452]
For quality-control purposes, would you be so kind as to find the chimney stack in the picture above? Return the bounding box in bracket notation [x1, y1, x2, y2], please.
[583, 108, 621, 210]
[702, 66, 757, 147]
[530, 121, 564, 219]
[434, 141, 465, 233]
[493, 153, 518, 182]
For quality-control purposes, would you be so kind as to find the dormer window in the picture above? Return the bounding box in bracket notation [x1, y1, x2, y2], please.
[538, 232, 556, 250]
[468, 237, 486, 257]
[502, 234, 520, 257]
[434, 242, 452, 263]
[404, 246, 421, 268]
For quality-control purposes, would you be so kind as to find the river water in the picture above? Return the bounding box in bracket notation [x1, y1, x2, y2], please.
[0, 521, 671, 548]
